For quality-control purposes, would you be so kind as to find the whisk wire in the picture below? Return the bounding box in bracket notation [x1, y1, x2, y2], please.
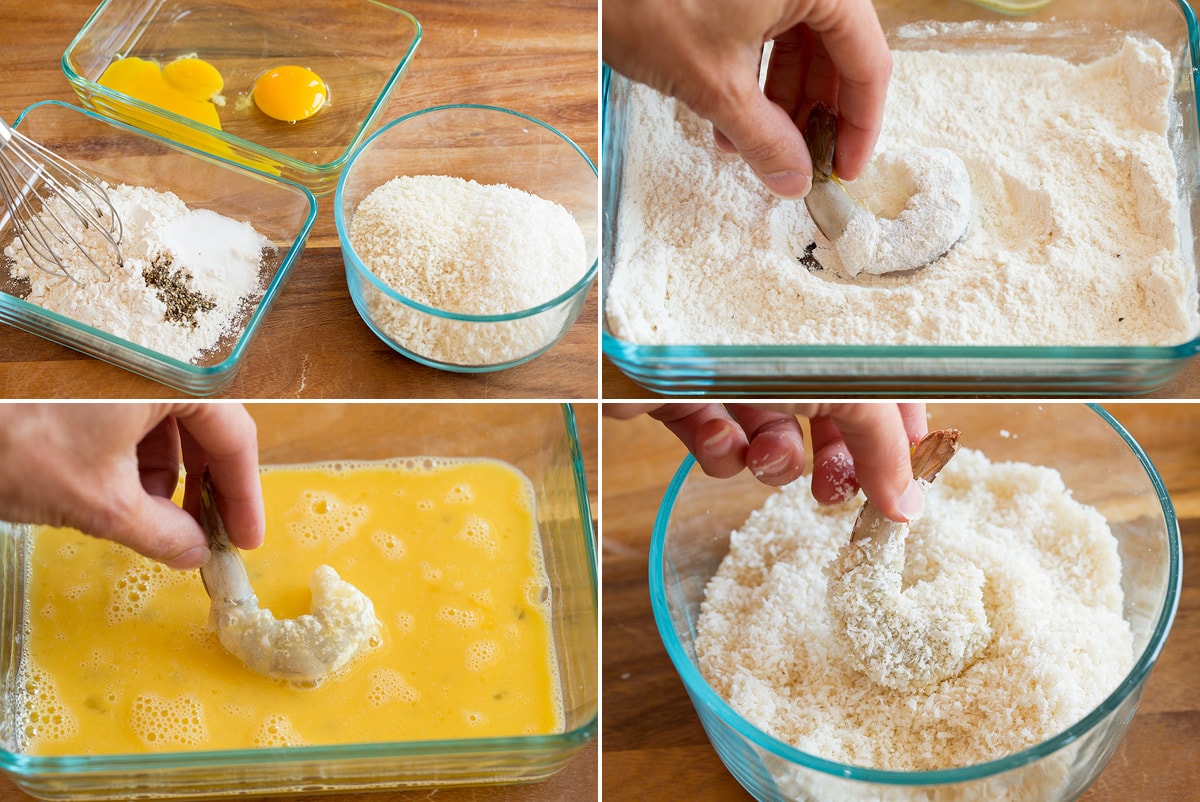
[0, 116, 124, 286]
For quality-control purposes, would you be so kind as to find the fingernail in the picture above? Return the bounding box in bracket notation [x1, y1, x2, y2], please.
[165, 545, 210, 570]
[750, 454, 788, 478]
[761, 170, 811, 200]
[701, 429, 735, 457]
[897, 480, 925, 522]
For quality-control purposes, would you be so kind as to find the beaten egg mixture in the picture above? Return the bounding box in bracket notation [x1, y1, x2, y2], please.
[20, 458, 562, 755]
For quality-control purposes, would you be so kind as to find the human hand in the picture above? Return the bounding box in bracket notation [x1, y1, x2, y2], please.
[0, 403, 264, 569]
[602, 0, 891, 198]
[605, 403, 927, 522]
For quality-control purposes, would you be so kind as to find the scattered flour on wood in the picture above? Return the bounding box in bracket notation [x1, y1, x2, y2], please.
[607, 31, 1198, 346]
[349, 175, 587, 366]
[4, 184, 270, 364]
[695, 448, 1133, 773]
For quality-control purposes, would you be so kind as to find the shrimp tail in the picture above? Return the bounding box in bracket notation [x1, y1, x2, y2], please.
[198, 468, 255, 607]
[806, 103, 837, 183]
[803, 103, 870, 242]
[850, 429, 960, 545]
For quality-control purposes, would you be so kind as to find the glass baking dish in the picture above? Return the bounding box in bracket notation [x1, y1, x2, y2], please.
[601, 0, 1200, 397]
[0, 403, 597, 800]
[61, 0, 422, 195]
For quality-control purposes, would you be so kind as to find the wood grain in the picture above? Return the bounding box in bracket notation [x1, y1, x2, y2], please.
[0, 0, 598, 399]
[602, 403, 1200, 801]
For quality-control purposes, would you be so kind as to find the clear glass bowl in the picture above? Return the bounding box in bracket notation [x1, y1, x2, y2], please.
[602, 0, 1200, 396]
[62, 0, 422, 196]
[0, 403, 597, 800]
[649, 403, 1180, 801]
[0, 101, 317, 396]
[335, 104, 599, 373]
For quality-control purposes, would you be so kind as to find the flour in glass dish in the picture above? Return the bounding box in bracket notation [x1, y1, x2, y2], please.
[606, 30, 1199, 347]
[3, 184, 270, 364]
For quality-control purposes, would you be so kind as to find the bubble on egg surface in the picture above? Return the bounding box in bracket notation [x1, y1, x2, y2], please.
[253, 713, 306, 747]
[252, 65, 328, 122]
[463, 709, 487, 727]
[287, 490, 368, 547]
[443, 483, 474, 504]
[523, 577, 551, 609]
[366, 668, 419, 707]
[457, 514, 497, 557]
[19, 665, 78, 745]
[129, 693, 208, 749]
[370, 529, 407, 560]
[465, 640, 498, 672]
[436, 606, 479, 629]
[394, 611, 415, 634]
[416, 498, 435, 512]
[105, 560, 190, 625]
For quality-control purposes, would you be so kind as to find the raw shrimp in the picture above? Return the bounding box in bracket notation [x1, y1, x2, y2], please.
[826, 430, 991, 691]
[803, 104, 972, 277]
[198, 469, 380, 684]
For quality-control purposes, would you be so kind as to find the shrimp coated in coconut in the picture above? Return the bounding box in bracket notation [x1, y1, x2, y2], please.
[198, 469, 380, 684]
[826, 430, 991, 691]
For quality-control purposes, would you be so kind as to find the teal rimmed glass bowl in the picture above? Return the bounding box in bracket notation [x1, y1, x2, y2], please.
[335, 105, 599, 373]
[0, 403, 597, 799]
[602, 0, 1200, 396]
[61, 0, 422, 196]
[0, 101, 316, 396]
[649, 403, 1180, 801]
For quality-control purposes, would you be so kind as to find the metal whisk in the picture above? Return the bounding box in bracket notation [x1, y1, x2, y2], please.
[0, 114, 123, 285]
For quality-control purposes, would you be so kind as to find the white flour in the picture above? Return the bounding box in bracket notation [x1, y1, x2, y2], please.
[608, 32, 1199, 347]
[695, 448, 1133, 775]
[4, 184, 269, 364]
[349, 175, 587, 366]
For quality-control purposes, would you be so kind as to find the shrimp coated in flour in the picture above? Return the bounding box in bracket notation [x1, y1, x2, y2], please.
[198, 470, 380, 684]
[826, 430, 991, 691]
[803, 104, 972, 277]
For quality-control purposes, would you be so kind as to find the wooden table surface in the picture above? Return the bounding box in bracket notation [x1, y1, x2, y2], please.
[0, 0, 597, 399]
[0, 402, 597, 802]
[602, 403, 1200, 801]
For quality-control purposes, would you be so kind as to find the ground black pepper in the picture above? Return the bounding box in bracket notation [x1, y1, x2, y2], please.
[143, 252, 216, 328]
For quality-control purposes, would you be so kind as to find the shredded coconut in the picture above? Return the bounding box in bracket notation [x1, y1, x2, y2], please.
[608, 32, 1198, 346]
[349, 175, 588, 366]
[695, 448, 1134, 773]
[4, 184, 270, 363]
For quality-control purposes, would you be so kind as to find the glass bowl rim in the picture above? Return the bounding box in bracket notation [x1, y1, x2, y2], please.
[3, 99, 317, 384]
[0, 722, 598, 776]
[334, 103, 599, 323]
[59, 0, 423, 175]
[601, 328, 1200, 360]
[648, 403, 1182, 786]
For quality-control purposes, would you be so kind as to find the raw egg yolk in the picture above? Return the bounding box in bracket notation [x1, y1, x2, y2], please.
[252, 66, 328, 123]
[98, 56, 224, 130]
